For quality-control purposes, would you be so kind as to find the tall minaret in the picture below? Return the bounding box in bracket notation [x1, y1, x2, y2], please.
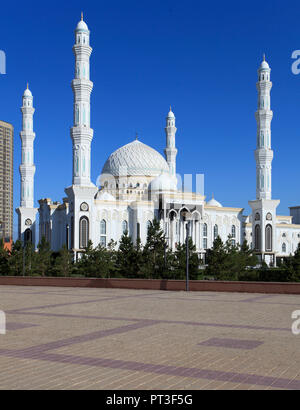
[249, 56, 279, 266]
[255, 55, 273, 200]
[164, 107, 178, 178]
[16, 84, 38, 245]
[71, 13, 94, 186]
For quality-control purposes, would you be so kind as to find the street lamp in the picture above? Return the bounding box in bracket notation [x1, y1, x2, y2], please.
[181, 211, 192, 292]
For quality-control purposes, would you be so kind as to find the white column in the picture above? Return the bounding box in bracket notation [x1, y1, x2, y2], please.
[255, 55, 273, 200]
[20, 84, 36, 208]
[164, 107, 178, 178]
[71, 14, 94, 186]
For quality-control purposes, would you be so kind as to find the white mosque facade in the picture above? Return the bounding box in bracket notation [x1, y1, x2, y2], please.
[16, 16, 300, 266]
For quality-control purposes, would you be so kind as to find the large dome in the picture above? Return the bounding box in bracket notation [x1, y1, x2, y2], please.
[101, 140, 170, 177]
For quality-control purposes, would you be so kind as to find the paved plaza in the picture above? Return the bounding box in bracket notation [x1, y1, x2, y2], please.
[0, 285, 300, 390]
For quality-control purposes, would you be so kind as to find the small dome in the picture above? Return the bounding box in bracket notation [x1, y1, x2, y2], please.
[167, 107, 175, 119]
[206, 197, 222, 207]
[97, 191, 115, 201]
[149, 173, 177, 192]
[76, 18, 88, 31]
[23, 87, 32, 97]
[102, 140, 170, 177]
[260, 60, 269, 70]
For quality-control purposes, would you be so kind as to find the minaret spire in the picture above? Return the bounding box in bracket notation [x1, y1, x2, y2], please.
[164, 106, 178, 178]
[249, 56, 280, 266]
[255, 56, 273, 200]
[71, 15, 94, 186]
[16, 85, 38, 245]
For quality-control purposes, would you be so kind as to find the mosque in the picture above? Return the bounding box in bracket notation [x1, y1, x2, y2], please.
[16, 15, 300, 266]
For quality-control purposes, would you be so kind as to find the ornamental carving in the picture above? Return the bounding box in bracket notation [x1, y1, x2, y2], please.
[80, 202, 89, 212]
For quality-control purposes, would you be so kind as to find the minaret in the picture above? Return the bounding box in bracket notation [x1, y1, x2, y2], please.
[249, 56, 279, 266]
[255, 54, 273, 200]
[16, 84, 38, 245]
[71, 13, 94, 186]
[164, 107, 178, 178]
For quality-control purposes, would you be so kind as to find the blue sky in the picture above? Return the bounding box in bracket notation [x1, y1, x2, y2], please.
[1, 0, 300, 239]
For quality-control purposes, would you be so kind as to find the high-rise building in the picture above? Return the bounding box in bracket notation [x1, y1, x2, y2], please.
[0, 120, 13, 241]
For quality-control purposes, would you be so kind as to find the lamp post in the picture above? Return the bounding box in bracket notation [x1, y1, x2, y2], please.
[181, 211, 192, 292]
[186, 222, 190, 292]
[164, 236, 170, 269]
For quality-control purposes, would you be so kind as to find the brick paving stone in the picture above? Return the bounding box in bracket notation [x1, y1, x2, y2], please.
[0, 285, 300, 389]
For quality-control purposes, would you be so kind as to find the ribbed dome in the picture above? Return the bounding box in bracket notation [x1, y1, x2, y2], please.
[102, 140, 170, 177]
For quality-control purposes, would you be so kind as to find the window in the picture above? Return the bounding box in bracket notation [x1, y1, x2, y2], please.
[214, 224, 218, 240]
[100, 236, 106, 247]
[232, 225, 236, 238]
[24, 228, 32, 244]
[147, 220, 151, 232]
[137, 223, 140, 240]
[255, 224, 261, 251]
[122, 220, 128, 234]
[265, 224, 272, 252]
[100, 219, 107, 247]
[100, 219, 106, 235]
[203, 223, 208, 249]
[282, 243, 286, 253]
[79, 217, 89, 249]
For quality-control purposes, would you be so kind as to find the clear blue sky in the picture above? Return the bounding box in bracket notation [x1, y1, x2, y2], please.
[1, 0, 300, 239]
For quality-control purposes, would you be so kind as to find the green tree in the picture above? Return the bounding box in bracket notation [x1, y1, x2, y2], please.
[35, 236, 52, 276]
[283, 243, 300, 282]
[142, 219, 167, 278]
[53, 245, 74, 277]
[9, 240, 24, 276]
[0, 240, 10, 276]
[116, 231, 138, 277]
[172, 238, 199, 280]
[76, 240, 116, 278]
[205, 236, 227, 279]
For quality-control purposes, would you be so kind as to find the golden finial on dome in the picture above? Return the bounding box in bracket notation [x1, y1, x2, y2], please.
[81, 12, 83, 21]
[27, 82, 29, 89]
[263, 53, 265, 61]
[135, 132, 138, 141]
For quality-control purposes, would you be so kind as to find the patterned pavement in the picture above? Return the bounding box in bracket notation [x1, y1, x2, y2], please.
[0, 285, 300, 390]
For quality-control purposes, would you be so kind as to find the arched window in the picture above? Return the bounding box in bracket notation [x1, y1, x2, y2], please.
[122, 220, 128, 234]
[282, 243, 287, 253]
[255, 224, 261, 251]
[137, 223, 140, 240]
[100, 219, 107, 247]
[231, 225, 236, 238]
[24, 228, 32, 244]
[203, 223, 208, 249]
[214, 224, 218, 240]
[147, 220, 151, 232]
[100, 219, 106, 235]
[79, 217, 89, 249]
[265, 224, 272, 252]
